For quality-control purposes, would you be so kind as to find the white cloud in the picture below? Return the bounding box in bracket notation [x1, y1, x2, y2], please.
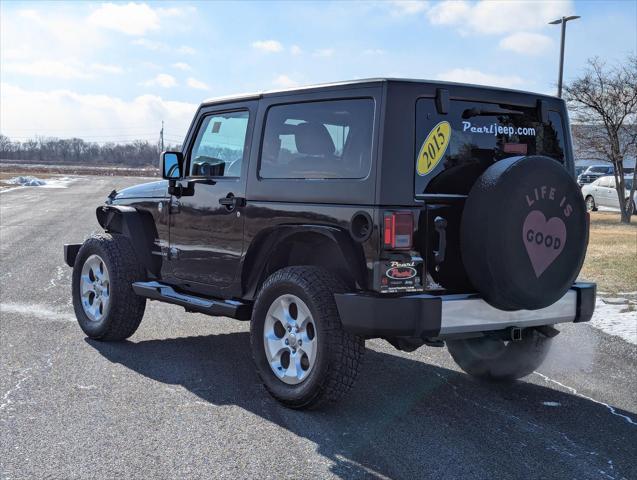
[132, 39, 196, 55]
[272, 75, 299, 88]
[176, 46, 196, 55]
[91, 63, 124, 74]
[313, 48, 334, 58]
[132, 38, 164, 51]
[141, 73, 178, 88]
[436, 68, 524, 88]
[88, 2, 161, 36]
[252, 40, 283, 53]
[290, 45, 302, 55]
[1, 7, 106, 62]
[187, 77, 210, 90]
[3, 61, 93, 79]
[499, 32, 553, 55]
[390, 1, 428, 16]
[363, 48, 385, 56]
[426, 1, 571, 35]
[0, 82, 196, 141]
[172, 62, 192, 71]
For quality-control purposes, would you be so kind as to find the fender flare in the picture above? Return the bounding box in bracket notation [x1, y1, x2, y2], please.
[242, 224, 367, 300]
[95, 205, 160, 275]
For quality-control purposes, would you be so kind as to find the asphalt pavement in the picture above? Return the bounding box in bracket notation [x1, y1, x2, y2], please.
[1, 176, 636, 479]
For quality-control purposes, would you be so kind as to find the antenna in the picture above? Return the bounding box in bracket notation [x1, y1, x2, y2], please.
[159, 120, 164, 151]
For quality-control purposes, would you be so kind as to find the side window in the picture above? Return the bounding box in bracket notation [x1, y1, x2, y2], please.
[189, 110, 249, 178]
[259, 98, 374, 179]
[599, 177, 610, 187]
[607, 176, 616, 188]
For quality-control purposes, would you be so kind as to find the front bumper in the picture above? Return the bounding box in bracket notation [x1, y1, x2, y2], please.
[334, 282, 596, 339]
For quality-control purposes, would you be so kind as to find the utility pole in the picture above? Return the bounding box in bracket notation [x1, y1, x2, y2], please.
[159, 120, 165, 151]
[549, 15, 581, 98]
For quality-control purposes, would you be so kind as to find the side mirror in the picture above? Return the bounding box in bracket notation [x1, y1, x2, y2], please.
[160, 151, 183, 180]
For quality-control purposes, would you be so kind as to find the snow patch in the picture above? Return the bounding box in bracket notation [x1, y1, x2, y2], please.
[0, 303, 76, 322]
[542, 401, 561, 407]
[590, 298, 637, 345]
[3, 175, 77, 190]
[6, 175, 46, 186]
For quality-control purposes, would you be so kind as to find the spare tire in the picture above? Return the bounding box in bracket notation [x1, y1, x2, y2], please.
[460, 156, 588, 311]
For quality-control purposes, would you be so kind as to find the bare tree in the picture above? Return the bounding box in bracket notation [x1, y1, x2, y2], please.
[564, 55, 637, 223]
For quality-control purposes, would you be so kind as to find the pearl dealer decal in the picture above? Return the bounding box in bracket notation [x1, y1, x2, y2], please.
[385, 261, 417, 280]
[523, 186, 571, 278]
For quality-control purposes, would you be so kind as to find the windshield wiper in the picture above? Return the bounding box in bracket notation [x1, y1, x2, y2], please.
[462, 107, 524, 119]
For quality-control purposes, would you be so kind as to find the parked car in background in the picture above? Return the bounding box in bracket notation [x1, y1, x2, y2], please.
[582, 175, 636, 213]
[577, 165, 614, 186]
[575, 165, 587, 177]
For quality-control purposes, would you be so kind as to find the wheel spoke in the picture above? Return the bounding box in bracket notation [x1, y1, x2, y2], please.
[81, 275, 95, 296]
[298, 336, 316, 365]
[264, 332, 288, 361]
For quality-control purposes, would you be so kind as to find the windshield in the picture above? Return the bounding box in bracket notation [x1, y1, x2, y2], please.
[415, 99, 567, 195]
[589, 166, 611, 174]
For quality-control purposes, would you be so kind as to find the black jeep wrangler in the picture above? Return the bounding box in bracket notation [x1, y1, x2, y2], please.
[65, 79, 595, 409]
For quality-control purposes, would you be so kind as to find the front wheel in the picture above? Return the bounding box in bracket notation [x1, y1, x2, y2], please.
[446, 329, 553, 381]
[585, 195, 597, 212]
[250, 267, 364, 409]
[72, 233, 146, 341]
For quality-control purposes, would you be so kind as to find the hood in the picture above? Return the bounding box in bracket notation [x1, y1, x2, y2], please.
[111, 180, 167, 201]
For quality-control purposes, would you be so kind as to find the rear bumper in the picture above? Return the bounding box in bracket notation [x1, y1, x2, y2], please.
[334, 282, 596, 339]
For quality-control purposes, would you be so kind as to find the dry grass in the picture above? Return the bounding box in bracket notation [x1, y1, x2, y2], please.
[579, 211, 637, 295]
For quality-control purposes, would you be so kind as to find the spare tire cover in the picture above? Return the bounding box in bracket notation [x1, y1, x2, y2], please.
[460, 156, 588, 311]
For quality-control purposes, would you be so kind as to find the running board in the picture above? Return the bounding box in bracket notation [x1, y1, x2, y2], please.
[132, 281, 252, 320]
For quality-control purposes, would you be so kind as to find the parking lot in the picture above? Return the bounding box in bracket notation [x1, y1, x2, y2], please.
[1, 177, 636, 479]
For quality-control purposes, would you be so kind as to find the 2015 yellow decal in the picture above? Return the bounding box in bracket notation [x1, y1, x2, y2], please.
[416, 121, 451, 176]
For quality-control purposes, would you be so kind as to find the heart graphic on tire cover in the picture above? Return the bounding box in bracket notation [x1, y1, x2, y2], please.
[522, 210, 567, 278]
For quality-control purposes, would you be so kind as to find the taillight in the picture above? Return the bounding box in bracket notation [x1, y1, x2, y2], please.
[383, 211, 413, 250]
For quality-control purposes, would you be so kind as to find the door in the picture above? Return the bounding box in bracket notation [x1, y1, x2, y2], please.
[604, 176, 621, 209]
[597, 176, 614, 208]
[168, 106, 254, 294]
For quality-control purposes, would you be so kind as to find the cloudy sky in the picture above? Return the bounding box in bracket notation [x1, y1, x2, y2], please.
[1, 0, 635, 144]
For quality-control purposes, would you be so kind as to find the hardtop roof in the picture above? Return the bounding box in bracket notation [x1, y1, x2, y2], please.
[200, 78, 559, 107]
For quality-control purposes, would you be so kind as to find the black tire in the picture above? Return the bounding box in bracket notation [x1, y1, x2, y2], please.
[72, 233, 146, 341]
[625, 197, 635, 215]
[447, 329, 553, 381]
[250, 266, 365, 409]
[585, 195, 598, 212]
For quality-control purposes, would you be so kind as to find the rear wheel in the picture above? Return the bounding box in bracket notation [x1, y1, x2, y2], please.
[250, 266, 364, 409]
[585, 195, 597, 212]
[625, 197, 635, 215]
[447, 329, 553, 381]
[72, 234, 146, 341]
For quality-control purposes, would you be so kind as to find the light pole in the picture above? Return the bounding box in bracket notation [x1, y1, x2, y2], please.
[549, 15, 580, 98]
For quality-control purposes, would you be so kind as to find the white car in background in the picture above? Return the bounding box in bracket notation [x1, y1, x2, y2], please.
[581, 175, 636, 213]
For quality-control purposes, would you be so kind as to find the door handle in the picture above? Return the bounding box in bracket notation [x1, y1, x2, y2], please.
[219, 194, 246, 208]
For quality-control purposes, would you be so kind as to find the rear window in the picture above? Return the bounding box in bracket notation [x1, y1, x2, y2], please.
[415, 99, 567, 195]
[260, 98, 374, 179]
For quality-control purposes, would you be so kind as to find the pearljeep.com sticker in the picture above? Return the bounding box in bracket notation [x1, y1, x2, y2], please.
[462, 121, 536, 137]
[416, 121, 450, 176]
